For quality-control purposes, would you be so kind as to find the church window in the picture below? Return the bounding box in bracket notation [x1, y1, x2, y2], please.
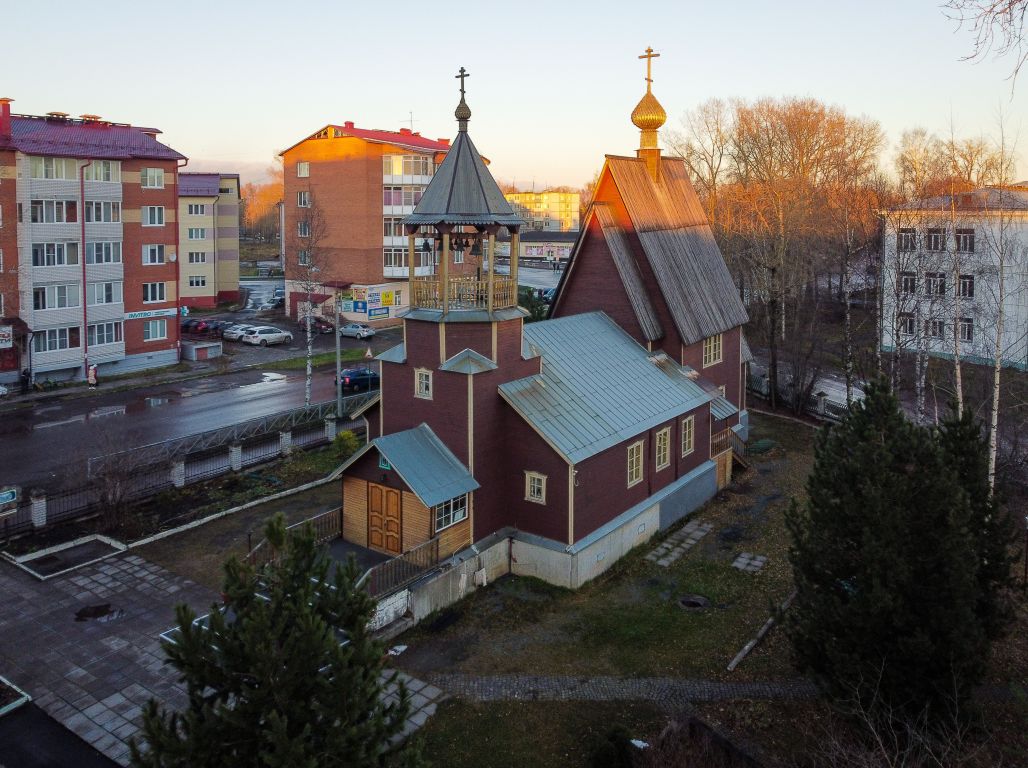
[435, 493, 467, 531]
[415, 368, 432, 399]
[682, 416, 695, 456]
[525, 471, 546, 504]
[655, 427, 670, 471]
[702, 334, 723, 367]
[627, 441, 643, 487]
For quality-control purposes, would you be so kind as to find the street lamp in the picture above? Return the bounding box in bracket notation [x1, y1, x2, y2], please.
[335, 290, 343, 418]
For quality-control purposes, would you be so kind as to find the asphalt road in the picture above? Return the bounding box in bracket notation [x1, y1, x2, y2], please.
[0, 368, 341, 490]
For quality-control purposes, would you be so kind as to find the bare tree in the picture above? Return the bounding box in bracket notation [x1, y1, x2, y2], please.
[287, 191, 330, 407]
[946, 0, 1028, 82]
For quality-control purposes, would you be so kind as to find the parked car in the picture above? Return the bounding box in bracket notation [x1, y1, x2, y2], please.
[222, 324, 257, 341]
[542, 288, 556, 304]
[307, 317, 335, 334]
[335, 366, 380, 393]
[241, 326, 294, 346]
[181, 319, 209, 334]
[273, 287, 285, 299]
[338, 322, 376, 339]
[206, 320, 235, 335]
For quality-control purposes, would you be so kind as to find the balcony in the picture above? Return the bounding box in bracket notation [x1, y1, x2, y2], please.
[412, 275, 516, 312]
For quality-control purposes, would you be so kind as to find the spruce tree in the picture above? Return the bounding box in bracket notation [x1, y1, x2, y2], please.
[131, 514, 418, 768]
[785, 383, 998, 722]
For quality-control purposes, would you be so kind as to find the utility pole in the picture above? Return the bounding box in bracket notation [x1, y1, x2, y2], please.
[335, 293, 343, 418]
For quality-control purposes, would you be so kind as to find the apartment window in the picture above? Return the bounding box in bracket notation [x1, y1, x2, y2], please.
[87, 281, 122, 305]
[898, 312, 916, 337]
[655, 427, 671, 471]
[33, 284, 80, 310]
[402, 186, 423, 207]
[219, 187, 232, 194]
[31, 242, 79, 266]
[143, 282, 166, 303]
[188, 275, 207, 288]
[142, 206, 164, 226]
[924, 272, 946, 297]
[383, 155, 434, 176]
[925, 228, 945, 252]
[83, 161, 120, 182]
[453, 247, 464, 264]
[141, 168, 165, 189]
[32, 326, 80, 352]
[298, 250, 311, 266]
[955, 229, 975, 253]
[415, 368, 432, 399]
[188, 251, 207, 264]
[86, 241, 121, 264]
[142, 244, 165, 265]
[525, 471, 547, 504]
[30, 199, 77, 223]
[296, 161, 310, 178]
[297, 191, 311, 208]
[84, 201, 120, 223]
[87, 321, 122, 346]
[958, 274, 975, 298]
[383, 217, 405, 237]
[681, 415, 695, 456]
[927, 319, 946, 339]
[434, 493, 468, 531]
[959, 317, 973, 343]
[383, 186, 402, 206]
[188, 228, 207, 240]
[900, 272, 917, 295]
[897, 228, 916, 252]
[143, 319, 167, 341]
[383, 248, 407, 269]
[702, 334, 723, 367]
[30, 157, 75, 179]
[187, 204, 206, 216]
[297, 221, 310, 238]
[627, 441, 644, 487]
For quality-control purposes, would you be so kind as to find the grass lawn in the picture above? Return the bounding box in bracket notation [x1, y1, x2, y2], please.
[240, 242, 280, 262]
[399, 411, 813, 682]
[412, 700, 668, 768]
[263, 349, 365, 371]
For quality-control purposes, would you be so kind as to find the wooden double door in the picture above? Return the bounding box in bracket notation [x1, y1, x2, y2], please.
[368, 483, 401, 554]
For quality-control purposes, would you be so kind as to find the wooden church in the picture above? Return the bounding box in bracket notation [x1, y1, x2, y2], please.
[339, 56, 750, 588]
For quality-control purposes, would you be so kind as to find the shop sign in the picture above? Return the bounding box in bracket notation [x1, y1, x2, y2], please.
[368, 307, 389, 319]
[0, 326, 12, 349]
[125, 308, 178, 320]
[352, 301, 367, 313]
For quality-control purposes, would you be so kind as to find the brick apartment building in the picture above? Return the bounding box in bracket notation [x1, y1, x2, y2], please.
[0, 98, 185, 383]
[178, 172, 241, 309]
[279, 122, 452, 325]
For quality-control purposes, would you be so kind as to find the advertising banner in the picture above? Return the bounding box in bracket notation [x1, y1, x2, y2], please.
[0, 326, 12, 349]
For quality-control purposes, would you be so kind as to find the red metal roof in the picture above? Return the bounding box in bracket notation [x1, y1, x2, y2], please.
[279, 122, 450, 156]
[0, 114, 185, 161]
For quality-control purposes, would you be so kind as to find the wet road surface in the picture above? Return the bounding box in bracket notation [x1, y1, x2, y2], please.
[0, 369, 339, 489]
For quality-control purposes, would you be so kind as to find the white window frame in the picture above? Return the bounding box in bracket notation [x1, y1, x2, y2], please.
[86, 241, 121, 264]
[924, 272, 946, 297]
[296, 161, 310, 178]
[84, 161, 120, 183]
[143, 318, 167, 341]
[415, 368, 432, 399]
[897, 228, 916, 252]
[30, 157, 76, 180]
[655, 427, 671, 471]
[900, 272, 917, 295]
[955, 228, 975, 253]
[187, 203, 206, 216]
[188, 275, 207, 288]
[958, 274, 975, 299]
[297, 221, 310, 238]
[187, 228, 207, 240]
[188, 251, 207, 264]
[87, 281, 122, 306]
[702, 334, 723, 367]
[959, 317, 973, 343]
[142, 244, 165, 265]
[33, 283, 80, 311]
[524, 471, 547, 504]
[297, 191, 311, 208]
[84, 201, 120, 223]
[143, 282, 166, 304]
[297, 250, 311, 266]
[434, 493, 468, 532]
[898, 312, 916, 337]
[627, 440, 644, 488]
[141, 167, 165, 189]
[31, 242, 79, 267]
[32, 326, 81, 352]
[682, 415, 695, 456]
[87, 321, 122, 346]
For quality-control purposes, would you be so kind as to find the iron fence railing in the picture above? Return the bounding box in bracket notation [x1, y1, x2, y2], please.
[246, 507, 342, 569]
[358, 537, 441, 599]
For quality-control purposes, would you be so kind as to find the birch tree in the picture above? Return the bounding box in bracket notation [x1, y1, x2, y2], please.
[288, 191, 329, 407]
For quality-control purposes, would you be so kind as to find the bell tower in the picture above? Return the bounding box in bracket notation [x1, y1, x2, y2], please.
[632, 46, 667, 182]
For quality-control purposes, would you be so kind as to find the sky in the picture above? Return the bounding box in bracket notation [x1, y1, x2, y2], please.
[5, 0, 1026, 188]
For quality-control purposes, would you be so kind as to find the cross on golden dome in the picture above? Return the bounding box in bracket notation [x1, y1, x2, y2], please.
[631, 46, 666, 133]
[639, 47, 660, 92]
[454, 66, 472, 128]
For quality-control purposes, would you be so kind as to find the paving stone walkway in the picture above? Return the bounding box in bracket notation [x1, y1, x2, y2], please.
[427, 674, 818, 709]
[0, 553, 442, 765]
[732, 552, 769, 574]
[644, 519, 713, 567]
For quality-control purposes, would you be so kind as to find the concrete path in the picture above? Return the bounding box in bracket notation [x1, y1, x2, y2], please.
[428, 674, 818, 709]
[0, 552, 443, 765]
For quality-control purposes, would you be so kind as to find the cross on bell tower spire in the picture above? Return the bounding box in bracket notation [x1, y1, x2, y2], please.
[454, 66, 472, 130]
[631, 47, 667, 181]
[639, 46, 660, 92]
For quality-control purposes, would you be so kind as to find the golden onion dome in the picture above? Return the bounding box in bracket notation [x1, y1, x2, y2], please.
[631, 90, 666, 131]
[455, 96, 472, 122]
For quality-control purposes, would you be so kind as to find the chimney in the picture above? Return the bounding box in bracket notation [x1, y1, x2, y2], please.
[438, 138, 449, 146]
[399, 128, 412, 135]
[80, 114, 102, 123]
[0, 98, 11, 141]
[343, 121, 355, 129]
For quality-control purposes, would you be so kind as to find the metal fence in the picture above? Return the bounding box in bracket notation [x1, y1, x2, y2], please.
[359, 537, 441, 599]
[747, 372, 850, 423]
[247, 507, 342, 569]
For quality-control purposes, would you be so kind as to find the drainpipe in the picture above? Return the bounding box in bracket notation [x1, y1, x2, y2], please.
[211, 191, 220, 306]
[175, 158, 188, 360]
[79, 159, 93, 379]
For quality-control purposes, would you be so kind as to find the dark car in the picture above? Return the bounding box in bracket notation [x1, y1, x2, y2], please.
[308, 317, 335, 334]
[334, 366, 380, 393]
[181, 318, 209, 334]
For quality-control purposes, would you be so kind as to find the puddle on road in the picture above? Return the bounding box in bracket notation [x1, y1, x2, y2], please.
[74, 603, 125, 623]
[261, 372, 287, 383]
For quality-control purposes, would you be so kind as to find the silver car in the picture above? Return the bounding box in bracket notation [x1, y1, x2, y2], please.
[338, 322, 376, 340]
[241, 326, 293, 346]
[222, 324, 256, 341]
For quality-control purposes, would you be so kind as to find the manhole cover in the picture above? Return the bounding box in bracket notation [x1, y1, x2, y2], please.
[678, 594, 711, 611]
[74, 604, 124, 623]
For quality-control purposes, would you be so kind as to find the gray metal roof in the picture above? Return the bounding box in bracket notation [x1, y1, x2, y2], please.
[711, 395, 738, 421]
[594, 204, 663, 342]
[377, 343, 406, 363]
[499, 312, 712, 463]
[439, 348, 497, 374]
[403, 128, 524, 230]
[342, 424, 478, 507]
[740, 332, 754, 364]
